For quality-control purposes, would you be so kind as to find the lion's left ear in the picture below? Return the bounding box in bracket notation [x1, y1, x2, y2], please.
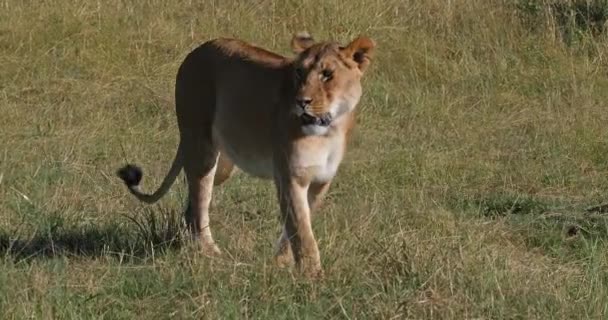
[342, 36, 376, 73]
[291, 31, 315, 54]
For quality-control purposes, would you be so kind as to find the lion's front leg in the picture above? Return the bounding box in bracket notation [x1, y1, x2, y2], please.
[274, 177, 322, 277]
[274, 180, 331, 268]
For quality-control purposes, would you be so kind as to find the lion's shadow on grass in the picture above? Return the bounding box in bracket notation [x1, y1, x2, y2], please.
[0, 207, 186, 261]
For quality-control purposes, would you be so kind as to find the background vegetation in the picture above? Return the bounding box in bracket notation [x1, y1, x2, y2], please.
[1, 0, 608, 318]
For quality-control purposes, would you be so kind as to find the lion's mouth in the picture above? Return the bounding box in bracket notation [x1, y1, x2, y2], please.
[300, 112, 332, 127]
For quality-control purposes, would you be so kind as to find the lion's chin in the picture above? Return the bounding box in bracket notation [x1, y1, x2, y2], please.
[301, 123, 331, 136]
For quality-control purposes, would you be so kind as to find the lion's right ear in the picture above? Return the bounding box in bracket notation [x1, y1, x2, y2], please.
[291, 31, 315, 54]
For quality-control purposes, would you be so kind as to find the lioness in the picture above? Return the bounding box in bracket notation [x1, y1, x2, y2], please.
[117, 32, 375, 277]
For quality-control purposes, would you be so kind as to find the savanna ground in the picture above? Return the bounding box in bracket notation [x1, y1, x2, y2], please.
[1, 0, 608, 318]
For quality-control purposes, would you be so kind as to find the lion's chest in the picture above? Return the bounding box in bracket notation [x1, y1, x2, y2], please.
[291, 134, 345, 184]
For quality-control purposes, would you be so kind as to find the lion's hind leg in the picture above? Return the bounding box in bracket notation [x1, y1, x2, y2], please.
[183, 140, 222, 255]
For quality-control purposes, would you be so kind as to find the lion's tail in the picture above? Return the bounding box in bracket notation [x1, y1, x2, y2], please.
[116, 143, 183, 204]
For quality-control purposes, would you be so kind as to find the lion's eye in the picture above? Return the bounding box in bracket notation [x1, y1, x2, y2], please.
[321, 69, 333, 82]
[295, 67, 305, 80]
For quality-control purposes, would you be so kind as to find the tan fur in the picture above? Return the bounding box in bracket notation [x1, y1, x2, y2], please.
[117, 32, 375, 278]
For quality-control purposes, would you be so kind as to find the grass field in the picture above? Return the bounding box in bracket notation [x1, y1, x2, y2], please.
[1, 0, 608, 318]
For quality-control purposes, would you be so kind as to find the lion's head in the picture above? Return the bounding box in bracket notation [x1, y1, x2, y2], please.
[288, 32, 375, 131]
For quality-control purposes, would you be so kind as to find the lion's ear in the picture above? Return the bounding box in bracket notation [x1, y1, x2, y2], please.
[342, 36, 376, 73]
[291, 31, 315, 54]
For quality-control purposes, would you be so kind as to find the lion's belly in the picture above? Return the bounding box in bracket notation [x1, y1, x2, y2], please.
[222, 143, 275, 179]
[212, 116, 275, 180]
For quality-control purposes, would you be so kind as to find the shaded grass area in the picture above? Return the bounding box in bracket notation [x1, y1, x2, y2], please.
[0, 206, 185, 261]
[1, 0, 608, 318]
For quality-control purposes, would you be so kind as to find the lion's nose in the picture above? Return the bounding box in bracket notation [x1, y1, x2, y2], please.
[295, 97, 313, 109]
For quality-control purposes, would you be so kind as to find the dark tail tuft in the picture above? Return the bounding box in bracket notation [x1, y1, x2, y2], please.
[117, 164, 143, 187]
